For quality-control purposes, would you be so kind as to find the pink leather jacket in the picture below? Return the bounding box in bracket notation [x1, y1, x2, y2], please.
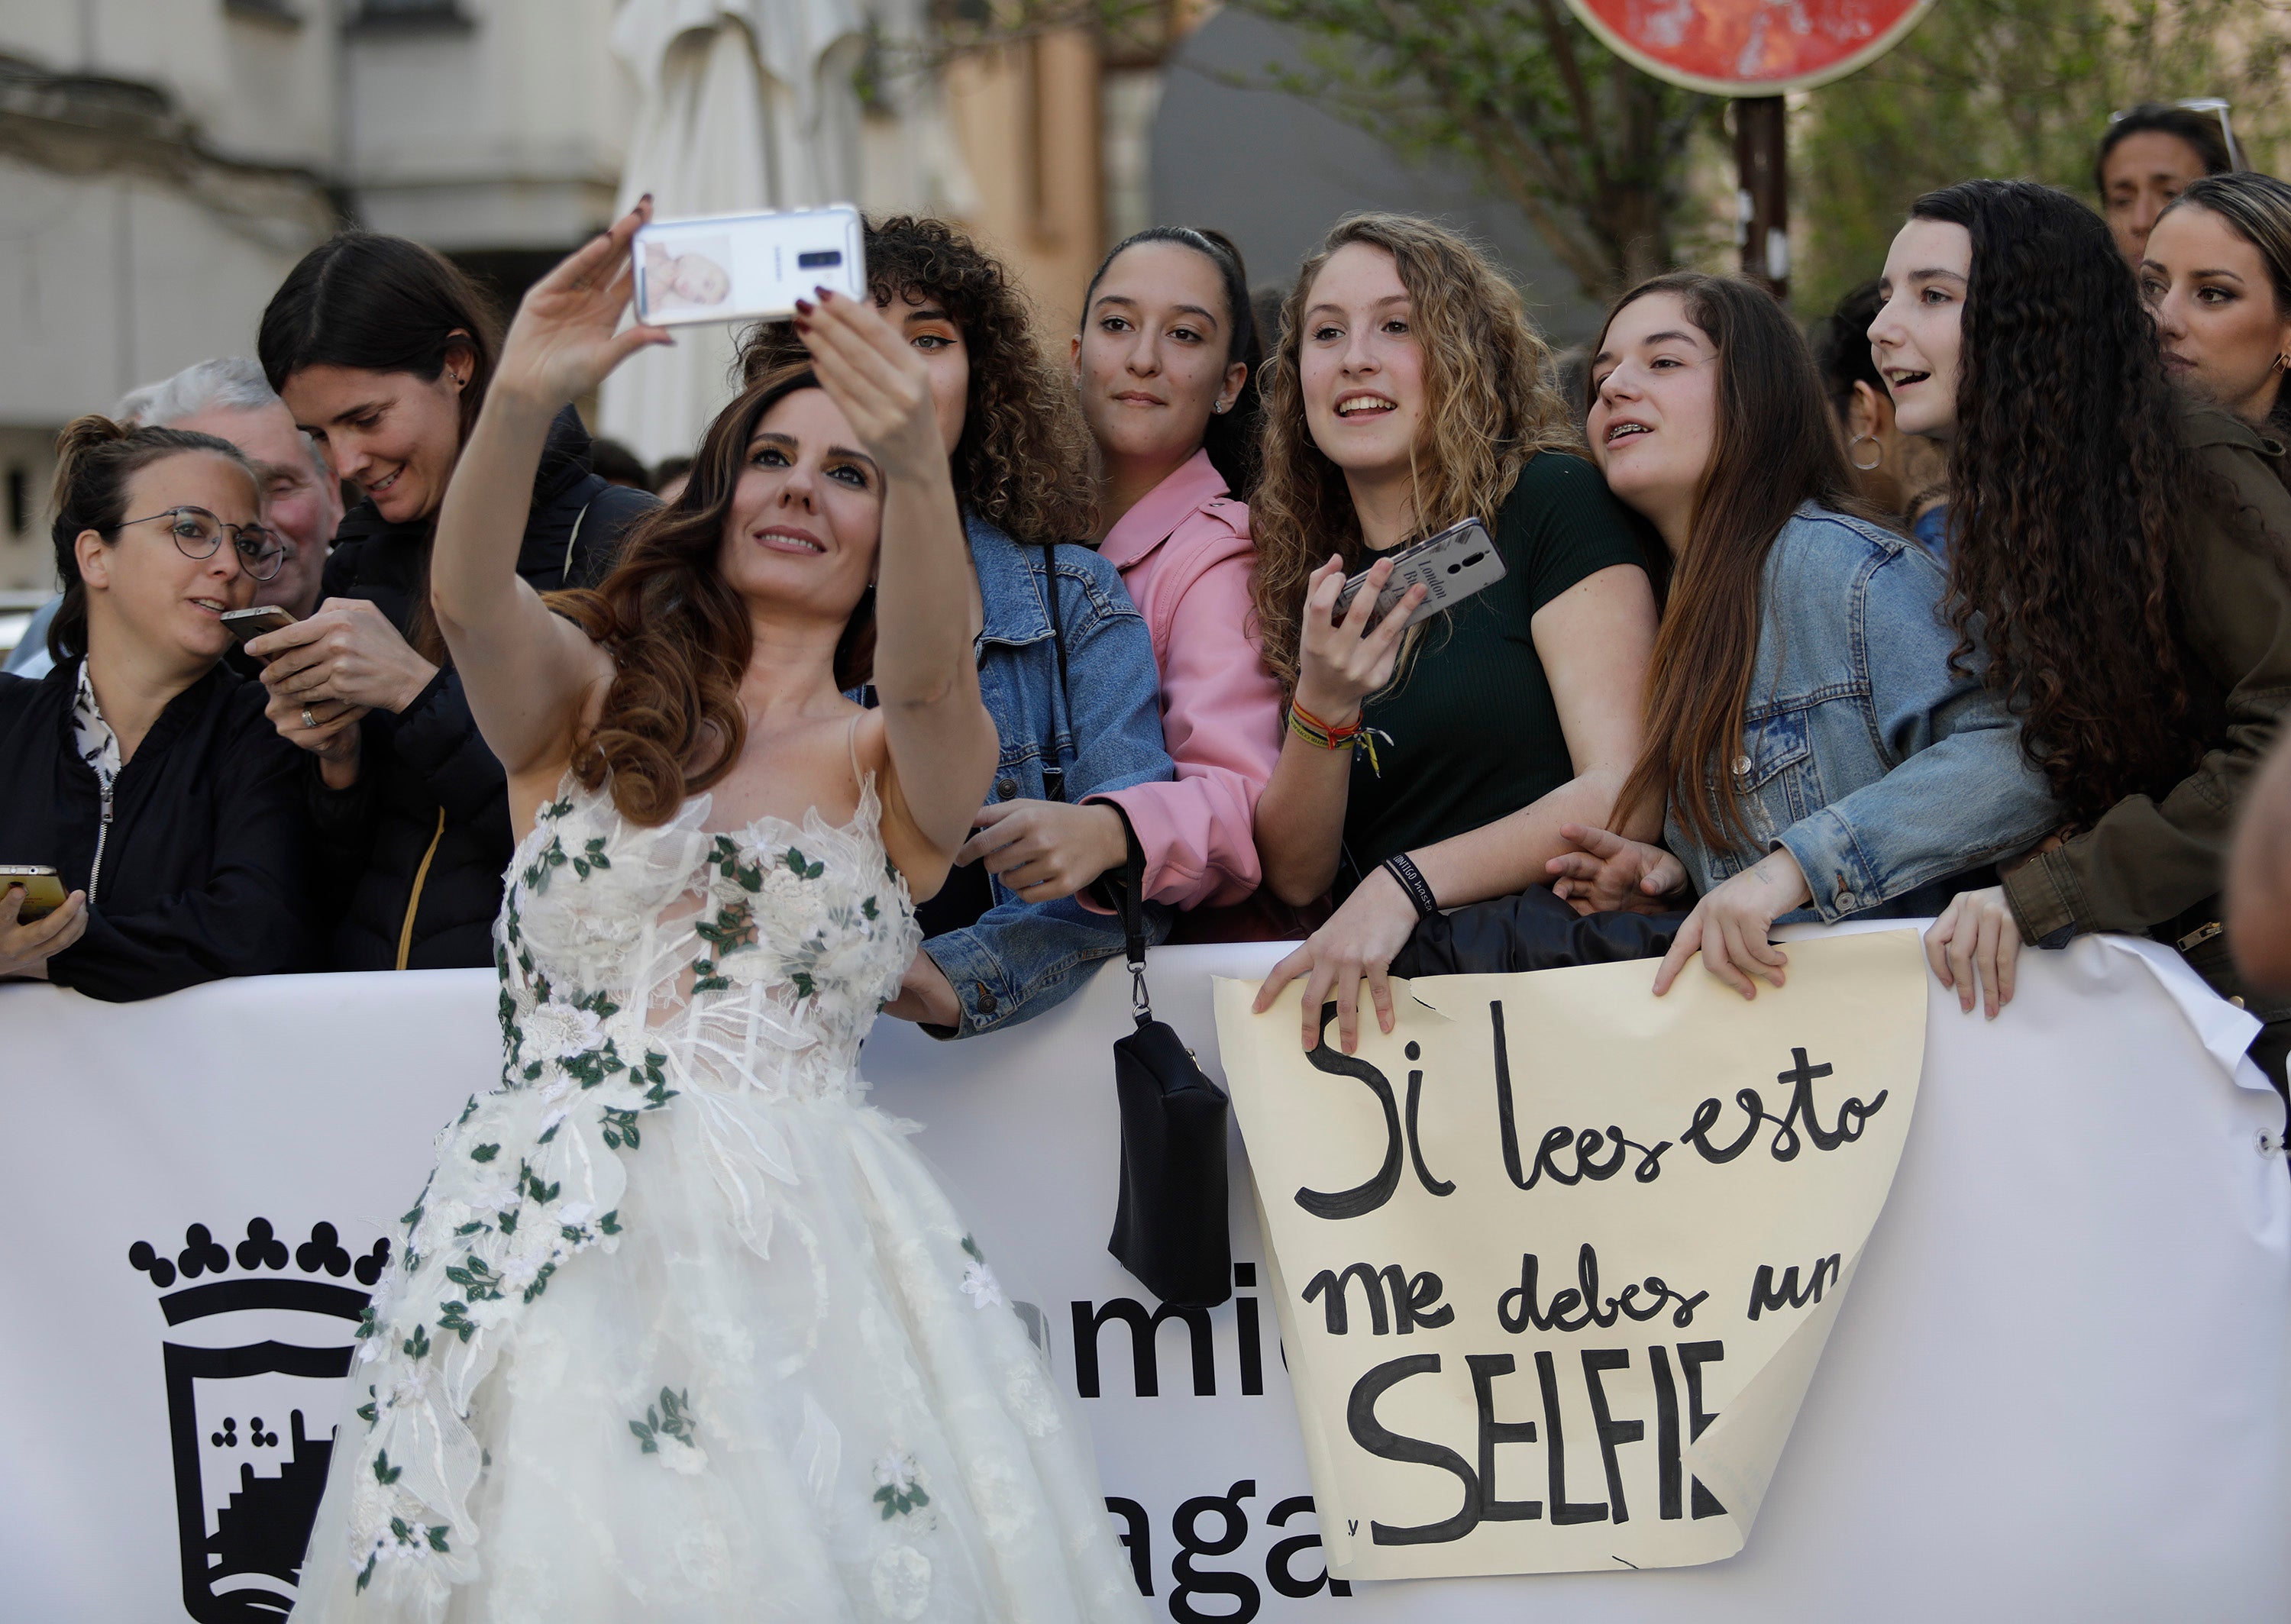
[1085, 450, 1283, 910]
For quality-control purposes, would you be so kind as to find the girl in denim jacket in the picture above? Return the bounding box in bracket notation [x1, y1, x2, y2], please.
[745, 217, 1176, 1035]
[1548, 273, 2057, 1000]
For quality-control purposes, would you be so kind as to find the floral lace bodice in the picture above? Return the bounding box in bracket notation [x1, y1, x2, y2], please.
[496, 773, 920, 1104]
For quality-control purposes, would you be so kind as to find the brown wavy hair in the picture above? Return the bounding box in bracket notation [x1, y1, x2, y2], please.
[1912, 180, 2209, 827]
[738, 214, 1094, 544]
[1601, 274, 1878, 848]
[550, 365, 876, 827]
[1248, 213, 1582, 694]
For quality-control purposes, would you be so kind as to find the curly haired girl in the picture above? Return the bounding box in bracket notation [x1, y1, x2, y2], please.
[1884, 180, 2291, 1089]
[1248, 213, 1660, 1054]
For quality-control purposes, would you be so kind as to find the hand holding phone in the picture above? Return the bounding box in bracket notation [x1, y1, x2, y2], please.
[632, 205, 866, 328]
[0, 866, 66, 922]
[0, 866, 86, 980]
[1331, 518, 1504, 630]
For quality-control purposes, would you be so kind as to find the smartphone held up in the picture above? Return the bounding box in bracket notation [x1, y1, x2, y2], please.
[1331, 517, 1505, 631]
[631, 204, 865, 328]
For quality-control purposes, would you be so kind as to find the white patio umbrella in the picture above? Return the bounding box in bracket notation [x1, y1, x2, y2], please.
[599, 0, 868, 467]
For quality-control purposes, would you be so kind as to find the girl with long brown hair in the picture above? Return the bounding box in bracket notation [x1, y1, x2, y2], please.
[1549, 273, 2055, 1000]
[1877, 182, 2291, 1080]
[742, 215, 1178, 1035]
[287, 205, 1147, 1621]
[1249, 213, 1659, 1053]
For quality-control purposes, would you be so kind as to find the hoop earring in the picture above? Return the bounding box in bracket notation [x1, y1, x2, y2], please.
[1848, 431, 1883, 473]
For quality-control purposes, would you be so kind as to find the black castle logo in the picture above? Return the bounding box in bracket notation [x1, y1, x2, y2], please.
[129, 1219, 389, 1622]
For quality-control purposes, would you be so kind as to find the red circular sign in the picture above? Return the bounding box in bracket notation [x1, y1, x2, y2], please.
[1565, 0, 1934, 95]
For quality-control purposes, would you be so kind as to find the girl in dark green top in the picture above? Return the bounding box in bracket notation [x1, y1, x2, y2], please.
[1249, 214, 1660, 1054]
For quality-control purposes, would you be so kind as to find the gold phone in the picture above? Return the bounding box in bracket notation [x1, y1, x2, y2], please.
[0, 865, 67, 922]
[221, 605, 296, 647]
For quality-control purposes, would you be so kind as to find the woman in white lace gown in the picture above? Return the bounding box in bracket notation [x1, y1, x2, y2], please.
[289, 205, 1149, 1622]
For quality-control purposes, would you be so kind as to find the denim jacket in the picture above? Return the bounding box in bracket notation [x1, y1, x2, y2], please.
[1666, 504, 2057, 922]
[921, 516, 1175, 1035]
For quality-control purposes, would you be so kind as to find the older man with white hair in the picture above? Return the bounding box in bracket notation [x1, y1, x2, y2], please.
[5, 359, 344, 677]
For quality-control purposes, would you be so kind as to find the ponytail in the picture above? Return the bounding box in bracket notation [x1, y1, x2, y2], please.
[47, 415, 255, 663]
[1080, 224, 1265, 497]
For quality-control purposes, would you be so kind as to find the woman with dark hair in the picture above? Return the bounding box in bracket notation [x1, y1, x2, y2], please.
[253, 231, 654, 970]
[0, 418, 312, 998]
[289, 205, 1146, 1621]
[1814, 279, 1950, 552]
[1875, 180, 2291, 1067]
[1546, 274, 2053, 999]
[2096, 102, 2237, 267]
[2144, 171, 2291, 440]
[1248, 213, 1659, 1053]
[1063, 224, 1290, 933]
[743, 215, 1175, 1035]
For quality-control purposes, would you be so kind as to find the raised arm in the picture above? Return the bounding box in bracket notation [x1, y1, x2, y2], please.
[429, 204, 670, 786]
[793, 290, 997, 892]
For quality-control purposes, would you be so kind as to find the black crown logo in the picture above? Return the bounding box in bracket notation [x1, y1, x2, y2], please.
[128, 1219, 389, 1291]
[130, 1219, 391, 1622]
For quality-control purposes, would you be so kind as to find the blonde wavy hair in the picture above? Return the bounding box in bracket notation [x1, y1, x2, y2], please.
[1249, 213, 1582, 693]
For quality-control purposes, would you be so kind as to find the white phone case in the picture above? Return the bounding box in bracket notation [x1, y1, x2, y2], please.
[1334, 518, 1505, 629]
[632, 205, 866, 328]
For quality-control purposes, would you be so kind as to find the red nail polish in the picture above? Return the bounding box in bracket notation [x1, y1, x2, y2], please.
[793, 298, 813, 315]
[816, 286, 835, 303]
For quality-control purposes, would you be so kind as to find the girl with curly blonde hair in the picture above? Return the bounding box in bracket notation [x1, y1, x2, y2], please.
[1250, 214, 1660, 1052]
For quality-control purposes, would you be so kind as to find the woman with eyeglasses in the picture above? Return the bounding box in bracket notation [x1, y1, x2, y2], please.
[0, 417, 315, 999]
[252, 233, 656, 973]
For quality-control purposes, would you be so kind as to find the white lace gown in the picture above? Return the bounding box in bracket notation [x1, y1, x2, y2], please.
[290, 775, 1148, 1623]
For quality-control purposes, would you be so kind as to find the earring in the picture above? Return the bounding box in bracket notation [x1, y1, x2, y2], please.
[1848, 430, 1883, 473]
[1213, 399, 1230, 415]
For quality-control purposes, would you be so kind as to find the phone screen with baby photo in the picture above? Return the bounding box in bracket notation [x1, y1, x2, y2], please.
[630, 205, 866, 328]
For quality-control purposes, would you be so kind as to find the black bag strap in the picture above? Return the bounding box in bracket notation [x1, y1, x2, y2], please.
[1113, 831, 1153, 1028]
[1039, 542, 1071, 804]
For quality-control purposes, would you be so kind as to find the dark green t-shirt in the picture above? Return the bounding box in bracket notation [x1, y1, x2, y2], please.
[1339, 450, 1653, 893]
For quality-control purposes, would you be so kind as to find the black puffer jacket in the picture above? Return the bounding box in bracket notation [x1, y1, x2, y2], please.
[310, 408, 655, 971]
[0, 659, 313, 999]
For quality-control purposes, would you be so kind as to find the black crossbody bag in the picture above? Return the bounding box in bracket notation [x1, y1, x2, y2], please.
[1036, 547, 1233, 1307]
[1105, 840, 1234, 1307]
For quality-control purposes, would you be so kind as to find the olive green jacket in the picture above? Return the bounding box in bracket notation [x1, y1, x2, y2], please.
[2003, 406, 2291, 1013]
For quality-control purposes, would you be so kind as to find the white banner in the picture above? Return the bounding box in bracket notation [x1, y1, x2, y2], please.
[2, 924, 2287, 1621]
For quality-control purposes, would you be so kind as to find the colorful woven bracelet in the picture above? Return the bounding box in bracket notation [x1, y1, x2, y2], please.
[1287, 700, 1363, 751]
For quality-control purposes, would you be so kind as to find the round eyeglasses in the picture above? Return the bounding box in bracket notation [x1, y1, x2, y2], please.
[117, 506, 288, 583]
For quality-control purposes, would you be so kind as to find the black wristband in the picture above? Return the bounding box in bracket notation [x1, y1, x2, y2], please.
[1382, 853, 1440, 919]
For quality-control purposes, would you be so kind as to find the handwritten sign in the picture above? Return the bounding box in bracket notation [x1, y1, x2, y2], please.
[1214, 928, 1927, 1578]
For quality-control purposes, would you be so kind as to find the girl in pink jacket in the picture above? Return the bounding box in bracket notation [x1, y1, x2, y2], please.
[1074, 228, 1287, 923]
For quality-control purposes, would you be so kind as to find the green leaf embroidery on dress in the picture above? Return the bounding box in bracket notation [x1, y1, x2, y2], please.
[872, 1449, 930, 1519]
[628, 1387, 699, 1454]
